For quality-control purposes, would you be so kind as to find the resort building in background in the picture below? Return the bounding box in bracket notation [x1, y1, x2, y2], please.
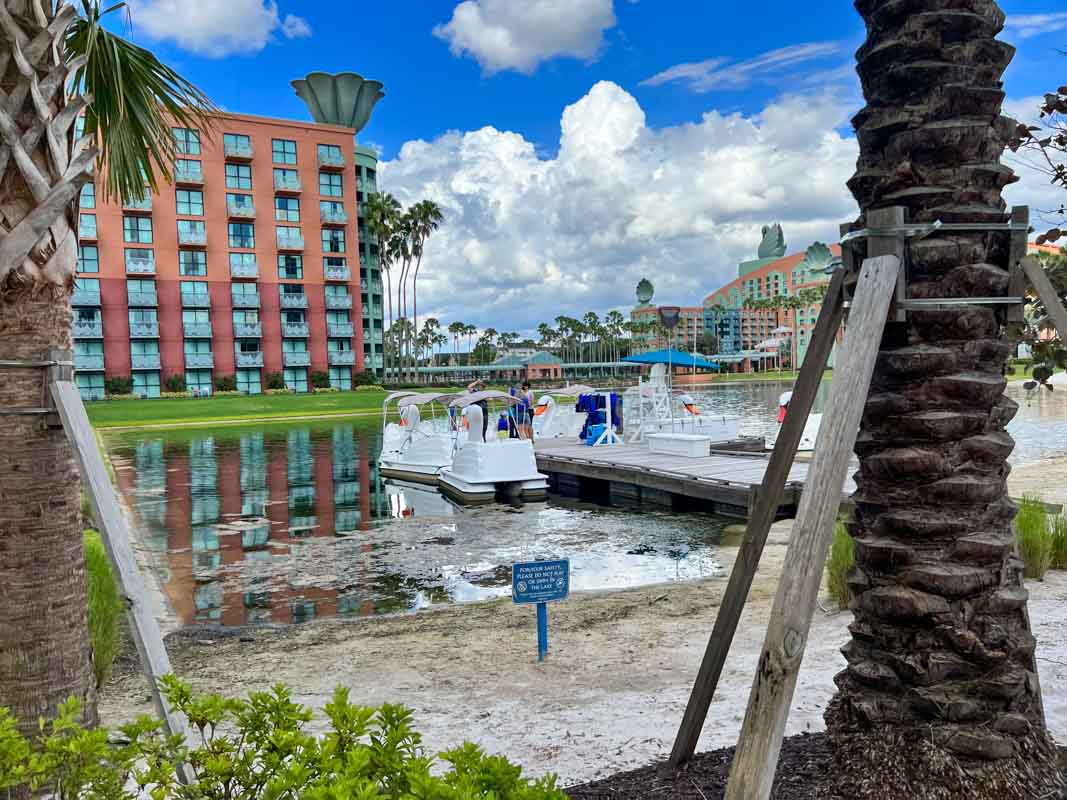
[630, 224, 839, 371]
[74, 72, 386, 400]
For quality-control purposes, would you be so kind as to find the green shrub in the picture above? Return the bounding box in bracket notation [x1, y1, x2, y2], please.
[356, 384, 385, 392]
[265, 371, 286, 390]
[163, 375, 186, 393]
[354, 369, 379, 386]
[826, 520, 854, 611]
[83, 531, 124, 688]
[214, 374, 237, 392]
[1016, 494, 1054, 579]
[310, 370, 331, 389]
[1051, 514, 1067, 570]
[0, 678, 566, 799]
[265, 387, 295, 395]
[104, 376, 133, 395]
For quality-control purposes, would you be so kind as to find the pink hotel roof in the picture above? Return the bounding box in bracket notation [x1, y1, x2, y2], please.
[703, 244, 843, 305]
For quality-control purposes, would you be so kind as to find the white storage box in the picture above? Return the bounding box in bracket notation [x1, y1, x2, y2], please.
[647, 433, 712, 458]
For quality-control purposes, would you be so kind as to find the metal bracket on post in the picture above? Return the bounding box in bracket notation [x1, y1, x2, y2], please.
[1006, 206, 1030, 326]
[865, 207, 909, 323]
[45, 348, 74, 429]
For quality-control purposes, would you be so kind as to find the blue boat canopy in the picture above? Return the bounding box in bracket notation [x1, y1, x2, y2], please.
[622, 349, 720, 370]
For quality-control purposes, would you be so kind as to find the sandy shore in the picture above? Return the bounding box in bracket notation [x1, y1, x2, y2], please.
[99, 497, 1067, 785]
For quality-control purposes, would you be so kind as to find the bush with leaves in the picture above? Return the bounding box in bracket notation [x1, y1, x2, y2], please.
[83, 531, 124, 689]
[104, 376, 133, 395]
[0, 677, 567, 799]
[214, 374, 237, 392]
[164, 374, 187, 393]
[265, 371, 286, 390]
[354, 370, 379, 387]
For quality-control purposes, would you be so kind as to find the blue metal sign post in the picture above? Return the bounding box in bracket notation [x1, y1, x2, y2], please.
[512, 559, 570, 662]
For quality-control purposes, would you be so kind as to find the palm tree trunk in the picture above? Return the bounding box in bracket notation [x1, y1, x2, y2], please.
[384, 266, 394, 383]
[412, 250, 423, 384]
[824, 1, 1062, 796]
[0, 1, 97, 736]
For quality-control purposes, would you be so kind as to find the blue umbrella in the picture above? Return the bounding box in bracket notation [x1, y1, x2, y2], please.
[623, 348, 720, 370]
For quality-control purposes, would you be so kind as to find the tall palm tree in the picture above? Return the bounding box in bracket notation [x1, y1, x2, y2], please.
[464, 323, 477, 361]
[390, 212, 414, 382]
[448, 320, 465, 364]
[0, 0, 213, 735]
[409, 199, 444, 382]
[824, 2, 1062, 796]
[605, 310, 625, 365]
[364, 192, 401, 383]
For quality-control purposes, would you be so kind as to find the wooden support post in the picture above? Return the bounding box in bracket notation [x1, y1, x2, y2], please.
[866, 206, 908, 322]
[668, 267, 847, 767]
[47, 372, 192, 768]
[1022, 255, 1067, 338]
[724, 255, 901, 800]
[1007, 206, 1029, 325]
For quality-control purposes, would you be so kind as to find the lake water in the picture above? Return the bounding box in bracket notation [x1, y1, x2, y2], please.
[107, 380, 1067, 629]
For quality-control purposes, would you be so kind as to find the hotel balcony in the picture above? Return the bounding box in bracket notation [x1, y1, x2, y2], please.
[321, 207, 348, 225]
[125, 250, 156, 274]
[127, 290, 158, 307]
[178, 228, 207, 246]
[73, 320, 103, 338]
[183, 321, 212, 338]
[227, 197, 256, 219]
[282, 322, 309, 338]
[175, 163, 204, 184]
[366, 353, 383, 368]
[318, 150, 346, 170]
[72, 286, 100, 306]
[233, 322, 262, 338]
[129, 321, 159, 338]
[232, 292, 260, 309]
[274, 172, 301, 192]
[283, 351, 310, 368]
[328, 322, 354, 338]
[328, 350, 355, 366]
[181, 292, 210, 309]
[366, 330, 383, 344]
[74, 353, 104, 371]
[123, 195, 152, 212]
[131, 353, 161, 370]
[324, 263, 351, 281]
[276, 230, 304, 250]
[225, 140, 254, 160]
[230, 260, 258, 279]
[235, 351, 263, 368]
[325, 294, 352, 310]
[280, 293, 307, 309]
[185, 353, 214, 369]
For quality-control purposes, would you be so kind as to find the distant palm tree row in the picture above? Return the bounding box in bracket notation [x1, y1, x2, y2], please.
[363, 192, 444, 383]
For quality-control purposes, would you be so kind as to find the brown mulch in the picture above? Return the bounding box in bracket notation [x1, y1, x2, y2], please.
[565, 733, 1067, 799]
[565, 732, 831, 800]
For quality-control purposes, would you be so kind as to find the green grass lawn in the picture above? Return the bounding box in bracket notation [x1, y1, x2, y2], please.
[86, 390, 391, 428]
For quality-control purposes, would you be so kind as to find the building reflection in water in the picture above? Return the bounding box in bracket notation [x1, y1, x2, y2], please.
[117, 424, 391, 627]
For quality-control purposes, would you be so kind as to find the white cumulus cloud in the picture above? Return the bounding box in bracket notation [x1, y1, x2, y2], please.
[433, 0, 617, 75]
[379, 82, 860, 335]
[126, 0, 312, 57]
[641, 42, 842, 93]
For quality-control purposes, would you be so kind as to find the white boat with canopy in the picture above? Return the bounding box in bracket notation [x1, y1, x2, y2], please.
[379, 391, 462, 484]
[439, 391, 548, 504]
[765, 389, 822, 452]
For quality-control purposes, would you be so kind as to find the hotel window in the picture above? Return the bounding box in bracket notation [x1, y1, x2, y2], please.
[225, 163, 252, 189]
[278, 254, 303, 279]
[230, 252, 256, 272]
[327, 310, 350, 326]
[123, 215, 152, 243]
[272, 138, 297, 164]
[179, 250, 207, 276]
[232, 308, 259, 325]
[228, 222, 255, 248]
[75, 276, 100, 296]
[282, 339, 308, 355]
[186, 370, 213, 396]
[79, 213, 97, 237]
[79, 183, 95, 208]
[224, 133, 251, 152]
[319, 171, 342, 197]
[132, 371, 161, 399]
[322, 228, 345, 253]
[176, 189, 204, 215]
[325, 284, 350, 299]
[181, 280, 209, 302]
[173, 127, 201, 155]
[236, 368, 262, 395]
[275, 196, 300, 222]
[318, 144, 343, 162]
[232, 282, 258, 300]
[177, 219, 206, 240]
[320, 200, 345, 218]
[228, 192, 254, 212]
[77, 244, 99, 273]
[329, 366, 352, 391]
[175, 158, 202, 179]
[184, 339, 212, 356]
[182, 309, 210, 325]
[284, 367, 308, 393]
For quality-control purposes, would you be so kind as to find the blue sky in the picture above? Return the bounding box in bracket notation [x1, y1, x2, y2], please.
[118, 1, 1067, 334]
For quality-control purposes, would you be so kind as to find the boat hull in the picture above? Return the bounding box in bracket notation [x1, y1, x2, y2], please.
[439, 439, 548, 505]
[379, 461, 442, 485]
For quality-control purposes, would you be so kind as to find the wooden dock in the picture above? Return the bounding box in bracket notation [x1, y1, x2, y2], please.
[533, 439, 847, 519]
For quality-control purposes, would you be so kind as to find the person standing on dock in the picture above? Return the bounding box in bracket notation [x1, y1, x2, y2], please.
[467, 377, 490, 440]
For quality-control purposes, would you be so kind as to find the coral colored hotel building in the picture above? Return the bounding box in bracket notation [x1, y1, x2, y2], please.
[73, 109, 385, 400]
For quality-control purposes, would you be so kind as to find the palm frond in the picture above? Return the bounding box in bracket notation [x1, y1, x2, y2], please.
[66, 0, 217, 202]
